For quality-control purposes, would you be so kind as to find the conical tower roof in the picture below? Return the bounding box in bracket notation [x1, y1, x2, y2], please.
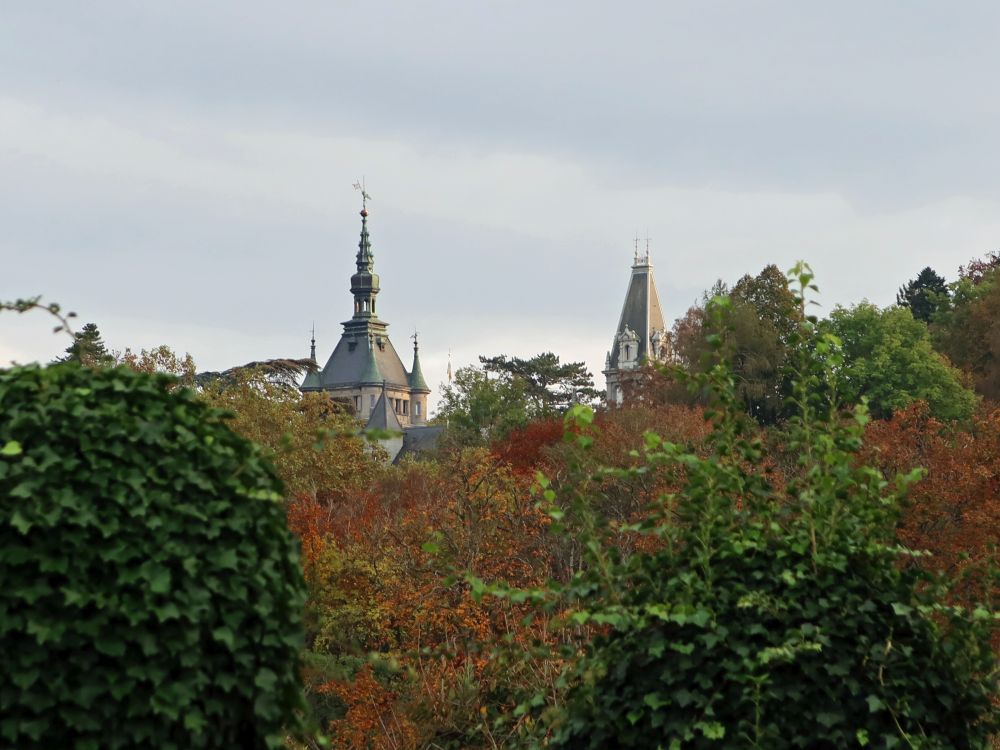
[359, 334, 382, 385]
[607, 251, 666, 367]
[408, 333, 430, 392]
[365, 382, 403, 432]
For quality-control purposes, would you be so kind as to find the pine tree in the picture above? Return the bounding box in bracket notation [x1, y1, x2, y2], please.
[897, 266, 949, 322]
[61, 322, 113, 367]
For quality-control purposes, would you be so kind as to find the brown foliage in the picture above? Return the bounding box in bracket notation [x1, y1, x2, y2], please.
[863, 402, 1000, 604]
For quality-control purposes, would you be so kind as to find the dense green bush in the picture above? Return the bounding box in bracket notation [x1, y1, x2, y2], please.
[508, 269, 998, 750]
[0, 363, 306, 749]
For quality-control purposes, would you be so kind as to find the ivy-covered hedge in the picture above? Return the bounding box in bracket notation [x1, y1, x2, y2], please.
[0, 363, 306, 749]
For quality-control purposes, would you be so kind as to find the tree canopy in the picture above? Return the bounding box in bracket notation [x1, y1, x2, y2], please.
[434, 364, 531, 446]
[896, 266, 949, 322]
[824, 302, 977, 421]
[930, 256, 1000, 402]
[59, 322, 113, 367]
[671, 265, 800, 424]
[479, 352, 601, 416]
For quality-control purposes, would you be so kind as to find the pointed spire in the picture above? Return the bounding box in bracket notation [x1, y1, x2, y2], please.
[356, 205, 375, 274]
[408, 330, 430, 392]
[360, 332, 382, 384]
[300, 322, 322, 391]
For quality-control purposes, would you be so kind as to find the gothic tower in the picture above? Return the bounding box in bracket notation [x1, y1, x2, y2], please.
[301, 201, 430, 427]
[603, 247, 669, 405]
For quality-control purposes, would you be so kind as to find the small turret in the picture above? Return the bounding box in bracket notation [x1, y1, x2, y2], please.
[408, 332, 430, 392]
[301, 324, 322, 391]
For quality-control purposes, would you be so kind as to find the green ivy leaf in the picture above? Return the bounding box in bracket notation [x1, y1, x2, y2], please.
[1, 440, 22, 456]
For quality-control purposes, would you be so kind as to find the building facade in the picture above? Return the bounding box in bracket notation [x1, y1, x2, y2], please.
[301, 202, 431, 430]
[603, 249, 669, 405]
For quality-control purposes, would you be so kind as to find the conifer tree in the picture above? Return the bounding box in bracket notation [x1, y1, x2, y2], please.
[60, 322, 113, 367]
[896, 266, 949, 322]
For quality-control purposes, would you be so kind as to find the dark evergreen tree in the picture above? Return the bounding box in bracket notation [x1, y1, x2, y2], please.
[60, 322, 113, 367]
[897, 267, 949, 322]
[479, 352, 601, 416]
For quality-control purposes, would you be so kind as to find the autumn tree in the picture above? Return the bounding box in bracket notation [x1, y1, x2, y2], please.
[201, 367, 384, 501]
[114, 344, 197, 387]
[824, 302, 977, 421]
[896, 266, 949, 322]
[863, 403, 1000, 609]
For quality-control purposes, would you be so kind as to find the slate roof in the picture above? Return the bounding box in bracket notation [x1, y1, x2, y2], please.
[608, 255, 666, 367]
[312, 333, 411, 390]
[393, 425, 445, 464]
[366, 389, 403, 432]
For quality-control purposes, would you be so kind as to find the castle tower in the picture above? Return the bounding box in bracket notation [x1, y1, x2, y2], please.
[603, 246, 669, 405]
[302, 200, 429, 428]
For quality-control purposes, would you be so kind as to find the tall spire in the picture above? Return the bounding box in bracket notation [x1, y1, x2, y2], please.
[349, 188, 381, 325]
[309, 323, 316, 361]
[408, 330, 430, 392]
[356, 205, 375, 274]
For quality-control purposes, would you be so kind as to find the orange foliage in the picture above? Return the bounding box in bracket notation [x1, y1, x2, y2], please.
[286, 494, 338, 582]
[320, 666, 418, 750]
[490, 418, 564, 476]
[864, 403, 1000, 602]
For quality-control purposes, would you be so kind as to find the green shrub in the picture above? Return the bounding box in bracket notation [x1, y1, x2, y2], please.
[0, 363, 306, 749]
[504, 267, 998, 749]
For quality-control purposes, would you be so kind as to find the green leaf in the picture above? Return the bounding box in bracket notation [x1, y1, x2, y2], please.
[10, 510, 32, 534]
[254, 668, 277, 691]
[1, 440, 22, 456]
[695, 721, 725, 739]
[212, 626, 236, 649]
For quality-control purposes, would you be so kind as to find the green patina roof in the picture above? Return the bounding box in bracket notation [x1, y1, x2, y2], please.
[408, 343, 429, 392]
[360, 335, 382, 384]
[301, 369, 321, 389]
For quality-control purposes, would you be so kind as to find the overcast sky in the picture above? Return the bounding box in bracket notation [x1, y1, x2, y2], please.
[3, 1, 1000, 412]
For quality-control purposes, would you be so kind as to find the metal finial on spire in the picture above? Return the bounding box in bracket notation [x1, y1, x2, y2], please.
[644, 232, 652, 264]
[310, 322, 316, 361]
[353, 178, 372, 212]
[411, 329, 419, 351]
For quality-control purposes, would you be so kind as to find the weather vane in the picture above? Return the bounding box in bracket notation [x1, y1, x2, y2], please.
[353, 178, 372, 210]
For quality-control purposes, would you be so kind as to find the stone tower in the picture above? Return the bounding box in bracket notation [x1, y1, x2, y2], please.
[301, 201, 431, 428]
[603, 248, 669, 405]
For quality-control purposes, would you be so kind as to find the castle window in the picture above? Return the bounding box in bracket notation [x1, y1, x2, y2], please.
[354, 395, 360, 412]
[415, 402, 421, 417]
[370, 394, 375, 409]
[403, 400, 409, 415]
